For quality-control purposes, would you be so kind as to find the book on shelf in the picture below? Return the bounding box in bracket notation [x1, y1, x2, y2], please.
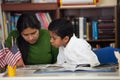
[6, 12, 11, 35]
[71, 17, 87, 39]
[97, 17, 115, 39]
[98, 34, 115, 39]
[79, 17, 84, 39]
[4, 12, 51, 35]
[70, 17, 79, 38]
[70, 17, 92, 40]
[45, 12, 52, 24]
[3, 12, 21, 37]
[69, 16, 115, 40]
[39, 13, 49, 29]
[86, 22, 92, 40]
[98, 19, 115, 23]
[79, 17, 87, 39]
[36, 12, 51, 29]
[98, 16, 114, 19]
[98, 29, 115, 34]
[92, 21, 98, 40]
[98, 35, 115, 39]
[2, 12, 8, 40]
[98, 23, 115, 29]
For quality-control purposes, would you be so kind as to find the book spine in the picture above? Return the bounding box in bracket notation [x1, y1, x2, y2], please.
[37, 12, 49, 29]
[86, 22, 91, 40]
[79, 17, 84, 39]
[2, 12, 8, 39]
[36, 13, 44, 29]
[92, 21, 98, 40]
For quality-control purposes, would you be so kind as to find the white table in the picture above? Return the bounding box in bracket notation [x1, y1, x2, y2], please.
[0, 65, 120, 80]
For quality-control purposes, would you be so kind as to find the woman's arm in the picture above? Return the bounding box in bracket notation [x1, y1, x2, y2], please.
[51, 45, 58, 64]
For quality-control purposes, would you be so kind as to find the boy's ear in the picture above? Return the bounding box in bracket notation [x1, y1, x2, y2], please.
[63, 36, 69, 43]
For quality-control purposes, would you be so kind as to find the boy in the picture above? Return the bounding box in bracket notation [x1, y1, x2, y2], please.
[48, 18, 100, 67]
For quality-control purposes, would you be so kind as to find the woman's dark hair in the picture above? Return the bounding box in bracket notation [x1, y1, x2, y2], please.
[48, 18, 74, 39]
[17, 13, 41, 64]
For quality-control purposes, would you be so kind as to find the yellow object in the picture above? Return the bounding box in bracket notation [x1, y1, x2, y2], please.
[59, 0, 62, 6]
[7, 66, 16, 77]
[93, 0, 97, 4]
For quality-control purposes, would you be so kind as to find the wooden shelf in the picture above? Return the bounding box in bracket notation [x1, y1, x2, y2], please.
[1, 3, 59, 11]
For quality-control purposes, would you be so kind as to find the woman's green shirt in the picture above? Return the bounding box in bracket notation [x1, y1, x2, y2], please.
[5, 29, 58, 65]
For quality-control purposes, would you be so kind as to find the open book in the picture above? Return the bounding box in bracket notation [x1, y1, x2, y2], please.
[34, 63, 117, 74]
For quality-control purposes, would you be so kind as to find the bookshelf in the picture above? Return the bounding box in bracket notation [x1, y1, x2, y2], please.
[60, 6, 118, 49]
[1, 3, 60, 39]
[1, 2, 119, 49]
[117, 0, 120, 48]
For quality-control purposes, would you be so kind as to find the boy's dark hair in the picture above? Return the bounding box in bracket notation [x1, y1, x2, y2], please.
[48, 18, 74, 39]
[17, 13, 41, 64]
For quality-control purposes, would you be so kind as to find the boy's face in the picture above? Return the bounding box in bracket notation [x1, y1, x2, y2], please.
[49, 31, 69, 48]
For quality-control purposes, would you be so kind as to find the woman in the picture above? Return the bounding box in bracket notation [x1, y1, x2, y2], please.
[5, 13, 58, 67]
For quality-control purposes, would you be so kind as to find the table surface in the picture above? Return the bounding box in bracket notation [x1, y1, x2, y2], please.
[0, 64, 120, 80]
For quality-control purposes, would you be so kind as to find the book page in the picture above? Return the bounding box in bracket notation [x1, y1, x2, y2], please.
[34, 63, 117, 73]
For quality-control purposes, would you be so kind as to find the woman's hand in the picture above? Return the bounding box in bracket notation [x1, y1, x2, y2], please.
[16, 58, 25, 67]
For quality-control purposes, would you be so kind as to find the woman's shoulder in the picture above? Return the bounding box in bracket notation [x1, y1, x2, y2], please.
[40, 29, 49, 32]
[40, 29, 49, 35]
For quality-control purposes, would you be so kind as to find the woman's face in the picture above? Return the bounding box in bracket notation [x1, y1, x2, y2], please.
[21, 27, 39, 44]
